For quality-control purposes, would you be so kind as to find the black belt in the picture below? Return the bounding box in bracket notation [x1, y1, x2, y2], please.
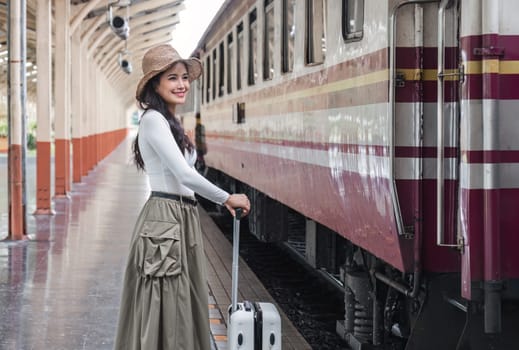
[150, 191, 197, 206]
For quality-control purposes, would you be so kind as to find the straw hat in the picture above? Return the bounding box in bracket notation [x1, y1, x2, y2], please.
[135, 44, 202, 100]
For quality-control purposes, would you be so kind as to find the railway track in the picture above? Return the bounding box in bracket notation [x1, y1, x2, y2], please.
[201, 200, 350, 350]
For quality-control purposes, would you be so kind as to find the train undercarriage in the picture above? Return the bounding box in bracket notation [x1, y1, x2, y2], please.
[207, 168, 519, 350]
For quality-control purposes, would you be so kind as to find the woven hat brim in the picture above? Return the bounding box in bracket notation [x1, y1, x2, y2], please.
[135, 57, 202, 100]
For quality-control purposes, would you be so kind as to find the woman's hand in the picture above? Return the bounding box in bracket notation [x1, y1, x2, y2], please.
[224, 194, 250, 217]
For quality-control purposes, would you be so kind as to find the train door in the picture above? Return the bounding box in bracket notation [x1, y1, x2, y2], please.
[389, 1, 466, 348]
[391, 0, 461, 273]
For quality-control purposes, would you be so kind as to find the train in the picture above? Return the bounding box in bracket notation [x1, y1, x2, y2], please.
[177, 0, 519, 349]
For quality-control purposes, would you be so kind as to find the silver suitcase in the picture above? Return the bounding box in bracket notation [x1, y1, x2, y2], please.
[227, 209, 282, 350]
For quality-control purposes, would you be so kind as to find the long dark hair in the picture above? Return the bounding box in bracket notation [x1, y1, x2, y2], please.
[132, 70, 194, 171]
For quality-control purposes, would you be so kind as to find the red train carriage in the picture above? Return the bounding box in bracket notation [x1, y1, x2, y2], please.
[179, 0, 519, 348]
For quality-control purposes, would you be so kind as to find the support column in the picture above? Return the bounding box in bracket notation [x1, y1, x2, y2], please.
[35, 0, 54, 214]
[7, 0, 27, 240]
[86, 62, 97, 173]
[71, 32, 83, 183]
[80, 46, 88, 177]
[54, 0, 71, 197]
[93, 67, 100, 167]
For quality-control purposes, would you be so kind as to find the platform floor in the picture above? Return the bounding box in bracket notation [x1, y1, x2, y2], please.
[0, 138, 311, 350]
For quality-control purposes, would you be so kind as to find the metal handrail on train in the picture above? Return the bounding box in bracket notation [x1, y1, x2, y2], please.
[437, 0, 461, 247]
[386, 0, 440, 298]
[389, 0, 440, 238]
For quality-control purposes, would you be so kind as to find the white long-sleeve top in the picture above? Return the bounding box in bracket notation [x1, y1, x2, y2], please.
[138, 109, 230, 205]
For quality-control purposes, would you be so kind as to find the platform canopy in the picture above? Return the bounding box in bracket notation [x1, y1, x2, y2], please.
[0, 0, 186, 108]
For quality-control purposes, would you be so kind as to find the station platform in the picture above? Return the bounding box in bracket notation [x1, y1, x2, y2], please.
[0, 138, 311, 350]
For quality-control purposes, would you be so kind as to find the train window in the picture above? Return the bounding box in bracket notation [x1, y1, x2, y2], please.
[201, 60, 205, 105]
[305, 0, 326, 65]
[227, 33, 233, 94]
[248, 9, 258, 86]
[237, 22, 244, 91]
[219, 42, 225, 97]
[263, 0, 275, 80]
[206, 56, 211, 102]
[232, 102, 246, 124]
[212, 49, 217, 100]
[282, 0, 296, 73]
[342, 0, 364, 41]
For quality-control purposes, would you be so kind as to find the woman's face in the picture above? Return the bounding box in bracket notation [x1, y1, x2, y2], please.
[155, 62, 190, 107]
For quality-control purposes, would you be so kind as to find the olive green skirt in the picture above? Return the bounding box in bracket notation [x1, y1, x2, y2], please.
[114, 195, 210, 350]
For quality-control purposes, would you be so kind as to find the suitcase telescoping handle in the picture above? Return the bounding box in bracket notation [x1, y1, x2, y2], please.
[231, 208, 243, 313]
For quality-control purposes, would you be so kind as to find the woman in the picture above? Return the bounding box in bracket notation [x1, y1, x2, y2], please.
[114, 45, 250, 350]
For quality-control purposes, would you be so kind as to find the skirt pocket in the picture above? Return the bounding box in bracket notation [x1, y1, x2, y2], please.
[135, 220, 182, 278]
